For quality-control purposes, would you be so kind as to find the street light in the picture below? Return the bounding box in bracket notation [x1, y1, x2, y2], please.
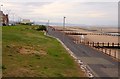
[62, 16, 66, 42]
[11, 13, 15, 25]
[48, 20, 49, 26]
[46, 20, 49, 34]
[46, 20, 49, 26]
[63, 16, 66, 29]
[0, 5, 3, 11]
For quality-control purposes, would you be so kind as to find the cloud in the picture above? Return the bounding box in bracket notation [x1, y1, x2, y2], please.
[32, 2, 107, 18]
[33, 2, 76, 16]
[2, 2, 118, 26]
[1, 0, 119, 2]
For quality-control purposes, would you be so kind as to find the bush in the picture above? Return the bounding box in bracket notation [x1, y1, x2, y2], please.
[36, 25, 46, 31]
[2, 65, 6, 70]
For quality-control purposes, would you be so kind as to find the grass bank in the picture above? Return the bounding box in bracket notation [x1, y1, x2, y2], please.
[2, 25, 85, 77]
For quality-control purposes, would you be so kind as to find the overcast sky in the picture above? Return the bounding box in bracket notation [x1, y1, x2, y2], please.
[1, 0, 118, 26]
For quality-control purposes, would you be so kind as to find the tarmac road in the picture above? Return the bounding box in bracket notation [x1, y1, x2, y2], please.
[47, 27, 119, 78]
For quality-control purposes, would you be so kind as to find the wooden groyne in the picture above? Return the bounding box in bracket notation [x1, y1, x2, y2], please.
[65, 31, 120, 36]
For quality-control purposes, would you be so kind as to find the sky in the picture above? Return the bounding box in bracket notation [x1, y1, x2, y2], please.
[0, 0, 119, 26]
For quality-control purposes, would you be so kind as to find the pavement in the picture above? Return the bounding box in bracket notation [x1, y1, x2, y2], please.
[47, 27, 119, 78]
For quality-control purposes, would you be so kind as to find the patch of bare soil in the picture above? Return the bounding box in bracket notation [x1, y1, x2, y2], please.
[4, 68, 37, 77]
[10, 45, 47, 55]
[19, 46, 47, 55]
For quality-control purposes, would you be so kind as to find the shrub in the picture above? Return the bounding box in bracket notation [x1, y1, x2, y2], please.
[36, 25, 46, 31]
[2, 65, 6, 70]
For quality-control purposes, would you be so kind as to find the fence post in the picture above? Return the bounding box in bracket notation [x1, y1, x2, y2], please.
[112, 43, 114, 47]
[102, 48, 104, 53]
[105, 48, 107, 54]
[100, 48, 102, 51]
[103, 48, 105, 53]
[74, 36, 75, 43]
[109, 49, 111, 56]
[78, 38, 80, 44]
[118, 43, 119, 47]
[93, 42, 94, 47]
[114, 50, 116, 58]
[87, 41, 89, 45]
[89, 42, 91, 46]
[97, 42, 99, 47]
[108, 42, 109, 47]
[102, 42, 104, 47]
[91, 42, 92, 46]
[75, 37, 77, 44]
[77, 39, 78, 44]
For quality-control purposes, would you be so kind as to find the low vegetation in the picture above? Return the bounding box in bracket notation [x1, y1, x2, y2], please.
[36, 25, 46, 31]
[2, 25, 85, 77]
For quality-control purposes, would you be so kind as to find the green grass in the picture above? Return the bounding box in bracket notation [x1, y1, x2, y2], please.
[2, 25, 85, 77]
[0, 26, 2, 77]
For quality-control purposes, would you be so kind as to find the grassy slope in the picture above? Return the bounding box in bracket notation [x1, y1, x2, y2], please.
[2, 25, 85, 77]
[0, 27, 2, 77]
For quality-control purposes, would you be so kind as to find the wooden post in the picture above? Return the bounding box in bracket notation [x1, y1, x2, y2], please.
[100, 48, 102, 51]
[77, 39, 78, 44]
[93, 42, 94, 47]
[118, 43, 119, 47]
[105, 48, 107, 54]
[75, 37, 77, 44]
[108, 49, 110, 56]
[78, 38, 80, 44]
[91, 42, 92, 46]
[108, 42, 109, 47]
[112, 43, 114, 47]
[102, 42, 104, 47]
[102, 48, 104, 53]
[97, 42, 99, 47]
[76, 38, 77, 44]
[89, 42, 91, 46]
[73, 37, 75, 41]
[114, 50, 116, 58]
[88, 41, 89, 45]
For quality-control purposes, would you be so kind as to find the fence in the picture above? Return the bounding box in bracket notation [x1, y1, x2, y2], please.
[71, 36, 119, 59]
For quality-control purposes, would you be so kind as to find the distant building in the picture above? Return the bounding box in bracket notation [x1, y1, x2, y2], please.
[0, 11, 9, 26]
[21, 19, 31, 24]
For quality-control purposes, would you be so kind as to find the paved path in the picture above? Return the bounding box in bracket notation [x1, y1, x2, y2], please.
[47, 27, 119, 78]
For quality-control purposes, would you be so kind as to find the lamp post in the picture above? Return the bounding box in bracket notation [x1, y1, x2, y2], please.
[48, 20, 49, 26]
[63, 16, 66, 29]
[0, 5, 3, 11]
[62, 16, 66, 42]
[12, 13, 15, 25]
[46, 20, 49, 26]
[46, 20, 49, 34]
